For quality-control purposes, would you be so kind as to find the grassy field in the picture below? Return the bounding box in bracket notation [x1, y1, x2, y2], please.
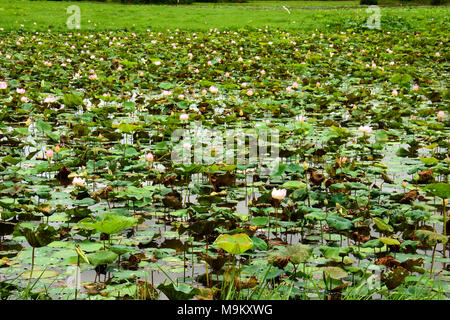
[194, 1, 360, 7]
[0, 0, 448, 32]
[195, 0, 436, 7]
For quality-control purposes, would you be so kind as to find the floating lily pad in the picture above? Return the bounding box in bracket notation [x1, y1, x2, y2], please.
[21, 269, 59, 279]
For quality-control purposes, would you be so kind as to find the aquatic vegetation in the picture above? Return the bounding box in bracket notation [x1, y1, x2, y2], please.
[0, 26, 448, 300]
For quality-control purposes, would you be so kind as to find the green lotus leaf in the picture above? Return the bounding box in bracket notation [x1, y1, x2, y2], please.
[282, 181, 306, 190]
[268, 244, 313, 265]
[21, 269, 59, 279]
[423, 183, 450, 199]
[250, 237, 267, 251]
[17, 223, 58, 248]
[86, 250, 118, 266]
[361, 239, 384, 249]
[419, 157, 439, 166]
[379, 237, 400, 246]
[322, 266, 348, 280]
[373, 217, 394, 233]
[414, 230, 448, 246]
[319, 246, 340, 259]
[326, 215, 353, 231]
[110, 245, 134, 255]
[157, 282, 200, 300]
[250, 216, 269, 227]
[213, 233, 253, 255]
[78, 212, 138, 235]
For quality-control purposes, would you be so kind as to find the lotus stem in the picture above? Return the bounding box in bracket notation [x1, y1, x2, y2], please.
[205, 239, 209, 288]
[191, 238, 194, 279]
[443, 199, 447, 259]
[183, 242, 186, 282]
[75, 255, 79, 300]
[430, 243, 437, 277]
[28, 247, 35, 290]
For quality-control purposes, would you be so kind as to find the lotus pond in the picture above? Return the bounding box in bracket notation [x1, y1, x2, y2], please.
[0, 27, 449, 300]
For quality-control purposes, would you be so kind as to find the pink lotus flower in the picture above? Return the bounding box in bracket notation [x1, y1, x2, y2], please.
[241, 82, 247, 88]
[145, 152, 154, 162]
[392, 90, 398, 96]
[16, 88, 25, 94]
[412, 85, 419, 91]
[209, 86, 218, 94]
[272, 188, 287, 200]
[46, 149, 54, 159]
[316, 82, 321, 87]
[246, 89, 253, 96]
[292, 82, 299, 89]
[20, 96, 29, 103]
[179, 113, 189, 121]
[0, 81, 8, 89]
[44, 95, 56, 103]
[154, 61, 161, 66]
[437, 111, 445, 118]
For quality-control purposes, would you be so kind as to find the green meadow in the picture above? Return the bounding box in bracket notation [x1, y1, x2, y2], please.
[0, 0, 448, 32]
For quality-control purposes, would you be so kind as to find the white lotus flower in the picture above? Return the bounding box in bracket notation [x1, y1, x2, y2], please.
[72, 177, 86, 187]
[358, 125, 373, 134]
[272, 188, 287, 200]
